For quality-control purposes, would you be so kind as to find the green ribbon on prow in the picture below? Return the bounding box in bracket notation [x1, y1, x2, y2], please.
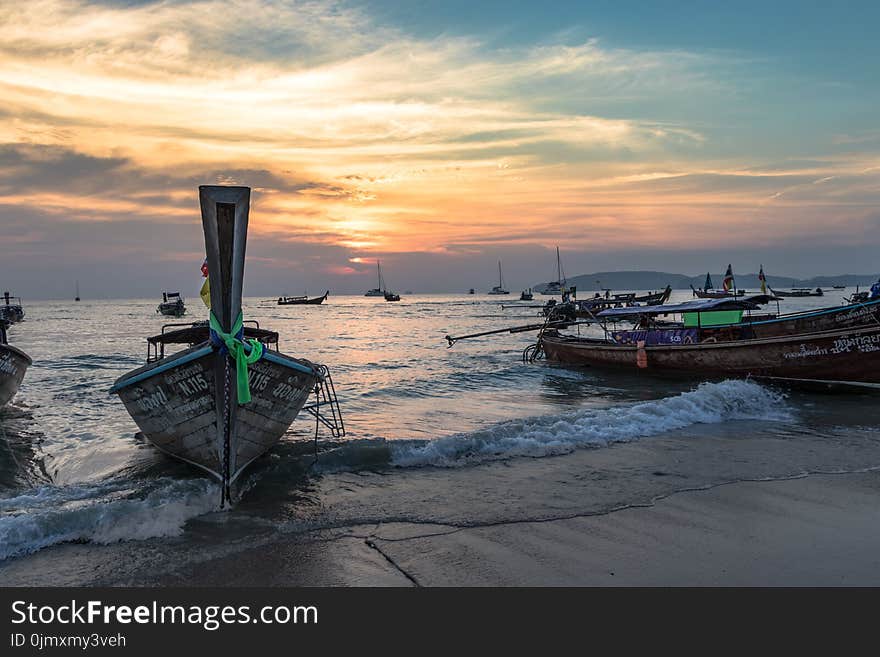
[209, 311, 264, 404]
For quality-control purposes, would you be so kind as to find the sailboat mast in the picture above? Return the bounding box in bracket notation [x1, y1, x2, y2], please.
[498, 260, 503, 288]
[556, 246, 566, 285]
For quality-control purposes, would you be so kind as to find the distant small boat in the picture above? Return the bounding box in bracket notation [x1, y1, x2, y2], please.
[691, 287, 746, 298]
[520, 288, 534, 301]
[574, 286, 672, 316]
[832, 285, 846, 289]
[366, 260, 401, 301]
[488, 260, 509, 295]
[0, 292, 25, 323]
[539, 247, 568, 296]
[365, 261, 386, 297]
[75, 281, 81, 302]
[157, 291, 186, 317]
[770, 287, 823, 298]
[691, 267, 745, 298]
[278, 291, 329, 305]
[468, 288, 475, 295]
[0, 318, 30, 408]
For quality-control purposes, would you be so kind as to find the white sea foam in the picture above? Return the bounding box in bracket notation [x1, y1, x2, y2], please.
[0, 478, 217, 561]
[392, 379, 791, 468]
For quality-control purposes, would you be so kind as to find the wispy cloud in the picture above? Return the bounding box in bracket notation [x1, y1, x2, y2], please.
[0, 1, 878, 296]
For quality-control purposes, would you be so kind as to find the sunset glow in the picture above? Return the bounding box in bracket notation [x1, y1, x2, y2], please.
[2, 0, 879, 297]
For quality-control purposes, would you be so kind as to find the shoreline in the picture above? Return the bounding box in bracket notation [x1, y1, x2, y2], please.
[3, 423, 880, 586]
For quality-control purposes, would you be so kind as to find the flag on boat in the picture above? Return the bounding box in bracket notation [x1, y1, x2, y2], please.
[758, 265, 767, 294]
[199, 257, 210, 308]
[722, 264, 735, 292]
[199, 277, 211, 308]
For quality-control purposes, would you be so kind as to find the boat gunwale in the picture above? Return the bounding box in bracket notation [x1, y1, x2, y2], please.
[110, 343, 322, 393]
[595, 297, 880, 327]
[543, 322, 880, 352]
[0, 342, 33, 366]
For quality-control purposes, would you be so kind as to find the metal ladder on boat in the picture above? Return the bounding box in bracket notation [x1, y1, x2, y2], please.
[303, 364, 346, 439]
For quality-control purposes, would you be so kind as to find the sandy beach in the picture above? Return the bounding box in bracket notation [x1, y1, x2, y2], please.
[4, 420, 879, 587]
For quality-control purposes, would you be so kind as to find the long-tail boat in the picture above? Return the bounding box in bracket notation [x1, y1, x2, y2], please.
[278, 291, 329, 305]
[575, 285, 672, 314]
[0, 292, 25, 323]
[111, 186, 343, 503]
[691, 285, 746, 298]
[537, 296, 880, 388]
[769, 287, 824, 298]
[0, 319, 30, 408]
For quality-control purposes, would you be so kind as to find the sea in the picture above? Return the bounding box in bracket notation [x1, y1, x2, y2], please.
[3, 289, 880, 583]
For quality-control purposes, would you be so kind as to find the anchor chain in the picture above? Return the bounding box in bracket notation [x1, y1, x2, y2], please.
[221, 354, 232, 507]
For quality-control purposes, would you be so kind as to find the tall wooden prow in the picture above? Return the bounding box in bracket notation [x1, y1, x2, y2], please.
[199, 185, 251, 504]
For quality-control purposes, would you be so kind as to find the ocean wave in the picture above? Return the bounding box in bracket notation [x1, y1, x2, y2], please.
[0, 478, 217, 561]
[391, 379, 791, 467]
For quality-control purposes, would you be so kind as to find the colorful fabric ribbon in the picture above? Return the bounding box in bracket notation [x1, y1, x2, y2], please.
[209, 311, 263, 404]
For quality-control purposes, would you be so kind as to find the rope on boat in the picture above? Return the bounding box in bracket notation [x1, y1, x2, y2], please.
[209, 311, 263, 404]
[523, 306, 559, 362]
[221, 354, 232, 508]
[524, 299, 600, 362]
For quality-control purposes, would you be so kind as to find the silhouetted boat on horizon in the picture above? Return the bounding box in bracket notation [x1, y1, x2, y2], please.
[278, 291, 329, 305]
[157, 291, 186, 317]
[488, 261, 509, 295]
[0, 292, 25, 323]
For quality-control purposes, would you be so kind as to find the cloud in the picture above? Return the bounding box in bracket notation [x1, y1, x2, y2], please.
[1, 1, 879, 297]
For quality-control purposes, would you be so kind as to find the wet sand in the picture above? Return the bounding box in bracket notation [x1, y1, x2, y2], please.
[363, 472, 880, 586]
[3, 423, 880, 586]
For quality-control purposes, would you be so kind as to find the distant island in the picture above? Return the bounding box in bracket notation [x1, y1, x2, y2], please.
[532, 270, 880, 293]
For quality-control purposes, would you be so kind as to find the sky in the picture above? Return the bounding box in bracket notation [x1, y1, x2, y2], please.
[1, 0, 879, 298]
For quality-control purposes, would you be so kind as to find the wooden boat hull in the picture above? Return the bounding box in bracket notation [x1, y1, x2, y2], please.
[575, 289, 670, 317]
[0, 306, 25, 323]
[158, 302, 186, 317]
[111, 343, 319, 484]
[770, 288, 825, 299]
[278, 291, 328, 305]
[541, 325, 880, 385]
[0, 344, 31, 408]
[692, 290, 745, 298]
[748, 299, 880, 338]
